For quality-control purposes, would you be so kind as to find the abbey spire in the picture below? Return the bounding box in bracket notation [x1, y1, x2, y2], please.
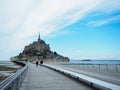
[38, 33, 41, 42]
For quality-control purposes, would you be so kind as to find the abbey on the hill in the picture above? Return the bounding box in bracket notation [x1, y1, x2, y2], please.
[11, 34, 69, 62]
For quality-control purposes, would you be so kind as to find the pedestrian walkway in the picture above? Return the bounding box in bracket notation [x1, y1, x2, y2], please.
[49, 63, 120, 85]
[20, 63, 95, 90]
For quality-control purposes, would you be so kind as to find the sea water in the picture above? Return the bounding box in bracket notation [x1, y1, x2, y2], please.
[0, 61, 21, 75]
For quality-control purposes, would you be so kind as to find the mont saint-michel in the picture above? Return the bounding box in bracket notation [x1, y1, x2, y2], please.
[11, 34, 69, 62]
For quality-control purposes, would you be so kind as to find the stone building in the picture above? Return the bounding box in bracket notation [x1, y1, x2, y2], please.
[11, 34, 69, 62]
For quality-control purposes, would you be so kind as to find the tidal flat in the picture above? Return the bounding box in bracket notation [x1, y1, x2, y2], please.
[0, 65, 22, 82]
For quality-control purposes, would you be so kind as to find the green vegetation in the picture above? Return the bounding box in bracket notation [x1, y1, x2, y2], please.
[0, 66, 21, 82]
[0, 66, 19, 71]
[0, 75, 7, 82]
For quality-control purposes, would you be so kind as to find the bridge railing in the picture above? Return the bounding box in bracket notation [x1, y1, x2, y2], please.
[59, 62, 120, 73]
[0, 61, 28, 90]
[44, 63, 120, 90]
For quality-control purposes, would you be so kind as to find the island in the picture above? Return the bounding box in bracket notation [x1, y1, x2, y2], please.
[11, 34, 69, 62]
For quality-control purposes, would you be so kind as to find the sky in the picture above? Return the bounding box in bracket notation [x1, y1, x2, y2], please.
[0, 0, 120, 60]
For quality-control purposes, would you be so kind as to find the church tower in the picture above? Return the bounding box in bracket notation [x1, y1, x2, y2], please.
[38, 33, 41, 42]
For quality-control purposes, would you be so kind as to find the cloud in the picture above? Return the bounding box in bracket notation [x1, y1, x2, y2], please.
[3, 0, 101, 46]
[0, 0, 120, 60]
[86, 0, 120, 26]
[87, 13, 120, 26]
[13, 0, 101, 37]
[95, 0, 120, 13]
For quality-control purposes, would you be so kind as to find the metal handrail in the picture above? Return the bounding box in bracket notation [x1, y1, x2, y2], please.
[0, 62, 28, 90]
[60, 62, 120, 72]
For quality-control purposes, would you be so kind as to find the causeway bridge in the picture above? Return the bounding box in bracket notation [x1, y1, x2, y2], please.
[0, 62, 120, 90]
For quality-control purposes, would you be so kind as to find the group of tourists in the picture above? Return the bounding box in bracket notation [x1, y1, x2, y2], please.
[36, 60, 43, 66]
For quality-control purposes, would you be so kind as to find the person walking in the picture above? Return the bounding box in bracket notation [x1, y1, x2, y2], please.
[36, 60, 39, 67]
[40, 60, 43, 65]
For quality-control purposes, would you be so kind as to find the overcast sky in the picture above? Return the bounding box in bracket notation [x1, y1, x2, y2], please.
[0, 0, 120, 60]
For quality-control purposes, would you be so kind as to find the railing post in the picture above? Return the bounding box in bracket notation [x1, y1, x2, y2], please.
[98, 64, 100, 70]
[106, 64, 108, 71]
[115, 64, 118, 72]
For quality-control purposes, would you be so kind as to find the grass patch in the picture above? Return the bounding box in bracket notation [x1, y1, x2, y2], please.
[0, 66, 20, 71]
[0, 75, 8, 82]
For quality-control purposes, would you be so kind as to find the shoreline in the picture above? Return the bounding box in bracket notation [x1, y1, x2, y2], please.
[0, 65, 22, 82]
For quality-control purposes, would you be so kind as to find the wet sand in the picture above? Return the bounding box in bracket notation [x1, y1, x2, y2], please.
[0, 65, 22, 82]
